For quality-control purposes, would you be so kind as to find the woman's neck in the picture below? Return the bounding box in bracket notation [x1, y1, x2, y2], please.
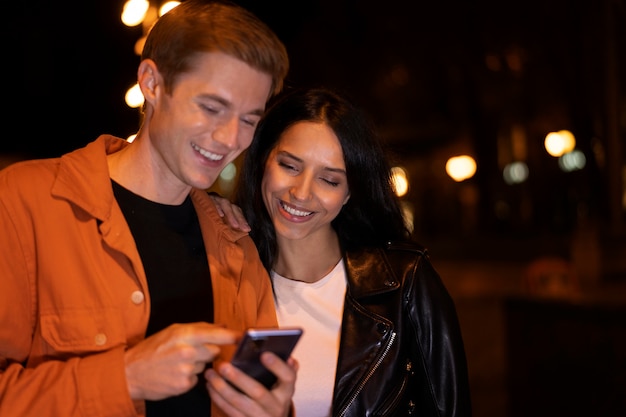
[273, 231, 342, 284]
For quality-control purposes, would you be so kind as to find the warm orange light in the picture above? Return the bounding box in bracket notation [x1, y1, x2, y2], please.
[121, 0, 149, 27]
[159, 1, 181, 16]
[125, 84, 144, 108]
[391, 166, 409, 197]
[544, 130, 576, 157]
[446, 155, 477, 182]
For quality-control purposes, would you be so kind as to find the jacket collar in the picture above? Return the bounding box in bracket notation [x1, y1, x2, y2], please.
[344, 246, 401, 298]
[51, 135, 127, 222]
[50, 134, 249, 244]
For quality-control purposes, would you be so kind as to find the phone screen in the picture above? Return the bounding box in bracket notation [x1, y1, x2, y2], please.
[230, 327, 303, 389]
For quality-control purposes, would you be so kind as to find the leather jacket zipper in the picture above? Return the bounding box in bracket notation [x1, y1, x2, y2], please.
[336, 330, 397, 417]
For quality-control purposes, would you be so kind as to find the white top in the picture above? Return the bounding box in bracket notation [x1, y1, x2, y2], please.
[271, 259, 347, 417]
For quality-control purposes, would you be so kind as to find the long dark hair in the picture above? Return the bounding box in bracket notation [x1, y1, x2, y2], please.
[234, 87, 410, 271]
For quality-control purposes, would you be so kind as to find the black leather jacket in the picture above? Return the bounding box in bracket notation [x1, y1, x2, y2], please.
[332, 241, 472, 417]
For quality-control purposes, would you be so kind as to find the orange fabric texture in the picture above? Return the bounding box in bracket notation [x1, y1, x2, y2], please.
[0, 135, 277, 417]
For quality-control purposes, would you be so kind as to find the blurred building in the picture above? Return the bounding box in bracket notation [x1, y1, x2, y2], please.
[3, 1, 625, 415]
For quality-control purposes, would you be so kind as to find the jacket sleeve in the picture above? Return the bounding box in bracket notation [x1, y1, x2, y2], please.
[409, 252, 473, 417]
[0, 171, 138, 417]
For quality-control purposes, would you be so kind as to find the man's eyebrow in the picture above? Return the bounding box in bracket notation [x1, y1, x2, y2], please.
[200, 93, 265, 117]
[200, 93, 230, 107]
[249, 108, 265, 117]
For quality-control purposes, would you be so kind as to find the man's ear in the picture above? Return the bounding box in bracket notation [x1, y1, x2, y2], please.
[137, 59, 160, 105]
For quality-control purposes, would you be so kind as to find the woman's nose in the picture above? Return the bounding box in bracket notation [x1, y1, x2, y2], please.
[290, 175, 313, 201]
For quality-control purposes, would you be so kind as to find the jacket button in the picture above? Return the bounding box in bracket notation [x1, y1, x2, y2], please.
[384, 280, 396, 286]
[94, 333, 107, 346]
[376, 323, 388, 334]
[131, 290, 145, 305]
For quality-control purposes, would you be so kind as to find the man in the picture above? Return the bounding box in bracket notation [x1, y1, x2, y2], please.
[0, 1, 294, 416]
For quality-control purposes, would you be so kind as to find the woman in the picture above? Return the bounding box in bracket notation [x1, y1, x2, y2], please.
[218, 87, 472, 416]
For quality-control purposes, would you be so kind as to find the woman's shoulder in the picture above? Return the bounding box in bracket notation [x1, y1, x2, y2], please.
[344, 241, 432, 277]
[345, 240, 429, 261]
[383, 240, 428, 256]
[380, 240, 441, 284]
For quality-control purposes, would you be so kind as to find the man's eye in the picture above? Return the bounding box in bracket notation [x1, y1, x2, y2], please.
[201, 104, 219, 114]
[241, 118, 258, 127]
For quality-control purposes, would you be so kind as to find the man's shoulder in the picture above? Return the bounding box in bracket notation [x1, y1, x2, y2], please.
[0, 157, 60, 190]
[191, 189, 250, 243]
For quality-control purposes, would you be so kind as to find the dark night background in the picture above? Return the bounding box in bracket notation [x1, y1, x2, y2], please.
[3, 1, 626, 416]
[4, 0, 625, 243]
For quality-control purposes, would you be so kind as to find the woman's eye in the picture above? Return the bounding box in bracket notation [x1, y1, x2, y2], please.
[323, 179, 340, 187]
[278, 161, 297, 172]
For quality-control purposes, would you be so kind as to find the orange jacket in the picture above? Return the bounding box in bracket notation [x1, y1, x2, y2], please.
[0, 135, 277, 417]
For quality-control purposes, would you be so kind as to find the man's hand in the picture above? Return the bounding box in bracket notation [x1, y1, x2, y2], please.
[124, 322, 239, 400]
[205, 352, 298, 417]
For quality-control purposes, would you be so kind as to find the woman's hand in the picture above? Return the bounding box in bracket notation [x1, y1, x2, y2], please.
[205, 353, 298, 417]
[209, 193, 250, 232]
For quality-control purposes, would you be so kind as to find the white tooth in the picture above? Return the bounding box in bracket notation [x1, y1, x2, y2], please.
[192, 143, 223, 161]
[282, 202, 312, 217]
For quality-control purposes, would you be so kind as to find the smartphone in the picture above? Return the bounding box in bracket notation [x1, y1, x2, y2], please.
[230, 327, 303, 389]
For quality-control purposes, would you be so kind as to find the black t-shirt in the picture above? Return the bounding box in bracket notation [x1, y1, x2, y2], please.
[113, 181, 214, 417]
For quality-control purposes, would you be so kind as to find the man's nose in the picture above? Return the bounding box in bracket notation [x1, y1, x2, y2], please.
[212, 117, 239, 149]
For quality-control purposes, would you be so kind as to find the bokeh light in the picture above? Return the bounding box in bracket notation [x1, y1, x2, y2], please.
[503, 161, 529, 185]
[446, 155, 477, 182]
[544, 130, 576, 157]
[125, 84, 145, 108]
[391, 166, 409, 197]
[121, 0, 150, 27]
